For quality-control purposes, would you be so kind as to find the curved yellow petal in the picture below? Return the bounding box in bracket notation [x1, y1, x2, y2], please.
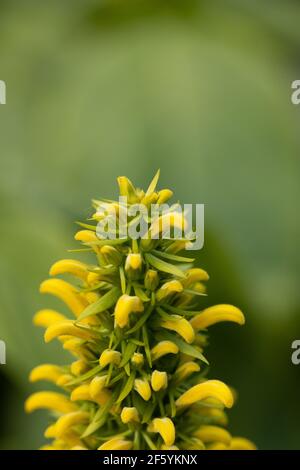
[149, 418, 175, 447]
[114, 294, 144, 328]
[75, 230, 99, 245]
[134, 378, 151, 401]
[44, 320, 96, 343]
[71, 384, 111, 406]
[70, 360, 89, 376]
[29, 364, 62, 384]
[44, 424, 57, 438]
[40, 279, 88, 317]
[151, 341, 179, 361]
[194, 425, 232, 445]
[156, 280, 183, 302]
[49, 259, 88, 281]
[151, 370, 168, 392]
[56, 374, 73, 387]
[89, 376, 107, 398]
[182, 268, 209, 288]
[157, 189, 173, 204]
[98, 438, 133, 450]
[120, 407, 140, 424]
[174, 361, 200, 382]
[55, 411, 90, 438]
[99, 349, 121, 368]
[33, 309, 66, 328]
[161, 315, 195, 344]
[25, 392, 76, 414]
[190, 305, 245, 331]
[176, 380, 234, 409]
[229, 437, 257, 450]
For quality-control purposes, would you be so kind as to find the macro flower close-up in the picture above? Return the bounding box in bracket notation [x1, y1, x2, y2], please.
[25, 172, 255, 451]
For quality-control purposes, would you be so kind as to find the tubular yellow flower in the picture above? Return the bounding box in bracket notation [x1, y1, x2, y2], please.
[89, 376, 107, 398]
[182, 268, 209, 288]
[40, 279, 88, 317]
[125, 253, 142, 271]
[29, 364, 62, 384]
[120, 407, 140, 424]
[44, 320, 97, 343]
[114, 294, 144, 328]
[190, 305, 245, 331]
[161, 315, 195, 344]
[173, 361, 200, 382]
[99, 349, 121, 368]
[63, 338, 86, 357]
[98, 438, 133, 451]
[56, 374, 73, 387]
[157, 189, 173, 204]
[175, 380, 234, 409]
[194, 425, 232, 445]
[131, 352, 144, 367]
[229, 437, 257, 450]
[70, 360, 89, 376]
[44, 424, 57, 439]
[151, 370, 168, 392]
[100, 245, 122, 266]
[134, 378, 151, 401]
[71, 384, 111, 406]
[151, 341, 179, 361]
[25, 392, 76, 414]
[156, 280, 183, 302]
[148, 418, 175, 446]
[49, 259, 88, 281]
[33, 309, 66, 328]
[54, 411, 90, 438]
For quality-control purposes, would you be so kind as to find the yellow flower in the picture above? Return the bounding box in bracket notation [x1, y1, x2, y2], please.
[157, 189, 173, 204]
[176, 380, 234, 408]
[29, 364, 62, 384]
[99, 349, 121, 368]
[190, 305, 245, 330]
[44, 320, 96, 343]
[229, 437, 257, 450]
[40, 278, 88, 317]
[70, 360, 89, 376]
[25, 392, 76, 414]
[151, 341, 179, 361]
[100, 245, 122, 266]
[156, 280, 183, 302]
[182, 268, 209, 287]
[194, 425, 232, 445]
[121, 407, 140, 424]
[54, 411, 90, 438]
[49, 259, 88, 281]
[148, 418, 175, 446]
[98, 438, 133, 450]
[151, 370, 168, 392]
[134, 378, 151, 401]
[173, 361, 200, 382]
[161, 315, 195, 344]
[131, 352, 144, 367]
[114, 294, 144, 328]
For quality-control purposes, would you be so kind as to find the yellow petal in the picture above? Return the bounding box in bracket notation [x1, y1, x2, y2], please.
[229, 437, 257, 450]
[190, 305, 245, 331]
[100, 245, 122, 266]
[151, 341, 179, 361]
[33, 309, 66, 328]
[49, 259, 88, 281]
[75, 230, 98, 244]
[29, 364, 62, 384]
[117, 176, 139, 204]
[70, 384, 90, 402]
[40, 279, 88, 317]
[156, 280, 183, 302]
[125, 253, 142, 271]
[44, 320, 96, 343]
[151, 370, 168, 392]
[161, 315, 195, 344]
[157, 189, 173, 204]
[70, 360, 89, 376]
[131, 352, 144, 367]
[173, 361, 200, 382]
[149, 418, 175, 446]
[89, 376, 107, 398]
[99, 349, 121, 368]
[194, 425, 232, 445]
[182, 268, 209, 288]
[98, 438, 133, 450]
[176, 380, 234, 409]
[25, 392, 76, 414]
[44, 424, 57, 438]
[114, 294, 144, 328]
[120, 407, 140, 424]
[56, 374, 73, 387]
[134, 378, 151, 401]
[55, 411, 90, 438]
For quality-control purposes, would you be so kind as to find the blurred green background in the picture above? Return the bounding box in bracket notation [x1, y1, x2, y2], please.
[0, 0, 300, 449]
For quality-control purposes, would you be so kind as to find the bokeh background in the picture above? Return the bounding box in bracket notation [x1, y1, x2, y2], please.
[0, 0, 300, 449]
